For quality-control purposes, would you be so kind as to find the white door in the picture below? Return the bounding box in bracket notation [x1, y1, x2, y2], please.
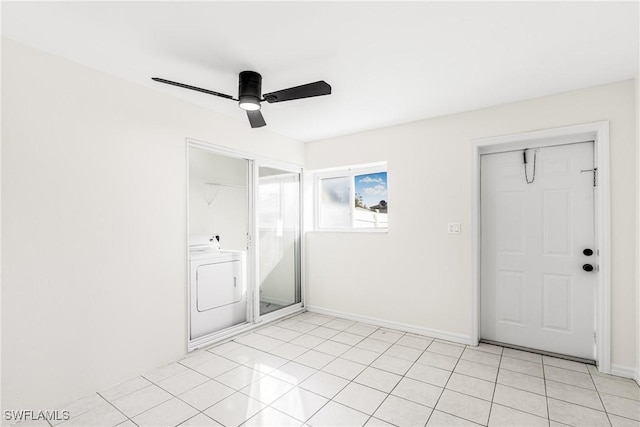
[480, 141, 596, 359]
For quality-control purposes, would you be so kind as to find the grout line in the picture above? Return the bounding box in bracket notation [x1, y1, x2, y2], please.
[139, 374, 204, 412]
[485, 345, 504, 426]
[423, 340, 461, 426]
[545, 396, 614, 419]
[313, 328, 397, 417]
[177, 412, 213, 426]
[361, 336, 433, 427]
[598, 391, 640, 402]
[261, 404, 315, 425]
[336, 332, 415, 427]
[406, 341, 444, 427]
[126, 380, 202, 422]
[499, 357, 603, 393]
[286, 326, 384, 424]
[261, 387, 338, 426]
[544, 383, 636, 421]
[95, 392, 139, 427]
[483, 340, 596, 365]
[490, 403, 548, 424]
[587, 362, 614, 427]
[542, 354, 550, 421]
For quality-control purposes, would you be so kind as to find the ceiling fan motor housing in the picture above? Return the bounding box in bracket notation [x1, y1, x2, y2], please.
[238, 71, 262, 109]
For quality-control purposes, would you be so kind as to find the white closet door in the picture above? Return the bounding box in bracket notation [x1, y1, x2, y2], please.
[481, 141, 596, 359]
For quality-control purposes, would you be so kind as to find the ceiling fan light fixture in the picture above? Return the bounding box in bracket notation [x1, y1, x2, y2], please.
[238, 95, 261, 111]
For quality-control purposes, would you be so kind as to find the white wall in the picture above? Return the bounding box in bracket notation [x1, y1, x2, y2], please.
[1, 39, 304, 411]
[189, 149, 247, 250]
[305, 80, 637, 370]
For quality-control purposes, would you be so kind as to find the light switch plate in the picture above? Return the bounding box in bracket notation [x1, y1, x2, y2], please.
[448, 223, 461, 234]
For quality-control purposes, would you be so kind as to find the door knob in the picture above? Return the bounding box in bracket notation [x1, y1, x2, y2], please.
[583, 248, 593, 256]
[583, 264, 594, 272]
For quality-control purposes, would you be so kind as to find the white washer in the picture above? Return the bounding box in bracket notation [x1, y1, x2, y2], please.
[189, 248, 246, 340]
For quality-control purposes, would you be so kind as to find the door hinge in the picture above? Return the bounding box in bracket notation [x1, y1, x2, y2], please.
[594, 331, 597, 343]
[247, 233, 252, 249]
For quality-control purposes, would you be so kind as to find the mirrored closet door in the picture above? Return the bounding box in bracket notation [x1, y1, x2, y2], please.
[188, 146, 252, 349]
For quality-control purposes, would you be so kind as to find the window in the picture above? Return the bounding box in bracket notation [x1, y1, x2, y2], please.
[314, 163, 388, 230]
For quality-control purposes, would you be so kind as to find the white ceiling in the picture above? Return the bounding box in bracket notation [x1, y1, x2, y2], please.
[2, 1, 638, 142]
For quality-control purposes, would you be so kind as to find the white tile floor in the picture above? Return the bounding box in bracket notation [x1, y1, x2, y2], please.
[47, 312, 640, 427]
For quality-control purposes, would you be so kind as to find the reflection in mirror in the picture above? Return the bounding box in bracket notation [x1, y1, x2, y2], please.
[189, 149, 248, 250]
[188, 147, 249, 340]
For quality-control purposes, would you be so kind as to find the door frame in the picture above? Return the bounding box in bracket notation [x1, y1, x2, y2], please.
[470, 121, 611, 373]
[186, 138, 305, 351]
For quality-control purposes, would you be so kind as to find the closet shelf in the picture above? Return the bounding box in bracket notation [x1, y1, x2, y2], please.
[204, 182, 245, 205]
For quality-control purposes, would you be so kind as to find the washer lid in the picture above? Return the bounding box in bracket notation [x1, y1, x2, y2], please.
[189, 249, 244, 261]
[190, 242, 219, 251]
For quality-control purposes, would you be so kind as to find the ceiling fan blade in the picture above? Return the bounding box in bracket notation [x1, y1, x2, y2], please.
[247, 110, 266, 128]
[263, 81, 331, 103]
[151, 77, 236, 100]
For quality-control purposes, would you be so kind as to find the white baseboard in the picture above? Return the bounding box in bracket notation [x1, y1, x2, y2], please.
[306, 305, 472, 345]
[610, 364, 640, 385]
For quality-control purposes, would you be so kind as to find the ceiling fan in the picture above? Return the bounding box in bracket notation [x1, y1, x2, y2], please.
[152, 71, 331, 128]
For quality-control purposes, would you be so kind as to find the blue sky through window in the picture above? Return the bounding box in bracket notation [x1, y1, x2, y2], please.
[355, 172, 388, 208]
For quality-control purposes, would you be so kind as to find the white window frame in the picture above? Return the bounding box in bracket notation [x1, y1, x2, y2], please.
[312, 162, 388, 232]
